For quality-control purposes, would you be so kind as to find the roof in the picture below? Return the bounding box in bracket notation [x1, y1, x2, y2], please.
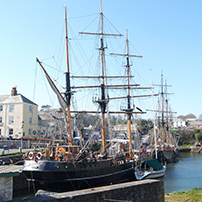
[185, 114, 196, 118]
[38, 113, 55, 120]
[174, 118, 186, 122]
[0, 165, 22, 178]
[177, 115, 186, 121]
[0, 94, 37, 106]
[39, 108, 65, 119]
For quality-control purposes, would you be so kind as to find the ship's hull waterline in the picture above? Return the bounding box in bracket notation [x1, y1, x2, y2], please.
[22, 160, 136, 191]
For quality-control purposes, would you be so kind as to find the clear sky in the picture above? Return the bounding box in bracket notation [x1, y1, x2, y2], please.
[1, 0, 202, 120]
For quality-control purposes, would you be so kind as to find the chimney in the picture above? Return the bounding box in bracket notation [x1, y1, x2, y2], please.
[11, 87, 17, 96]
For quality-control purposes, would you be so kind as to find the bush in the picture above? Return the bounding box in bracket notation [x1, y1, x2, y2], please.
[195, 133, 202, 142]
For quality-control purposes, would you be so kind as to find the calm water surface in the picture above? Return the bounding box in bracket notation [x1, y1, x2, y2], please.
[161, 152, 202, 193]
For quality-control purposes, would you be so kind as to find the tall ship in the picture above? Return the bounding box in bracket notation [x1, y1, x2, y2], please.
[22, 1, 148, 192]
[149, 73, 180, 163]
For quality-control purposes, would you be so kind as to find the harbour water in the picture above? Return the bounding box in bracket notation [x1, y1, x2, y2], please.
[161, 152, 202, 193]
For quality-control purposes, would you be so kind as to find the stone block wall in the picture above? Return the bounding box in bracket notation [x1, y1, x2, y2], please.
[0, 176, 13, 202]
[14, 179, 164, 202]
[0, 140, 27, 150]
[13, 173, 28, 191]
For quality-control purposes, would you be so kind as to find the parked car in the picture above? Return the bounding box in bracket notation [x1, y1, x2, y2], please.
[73, 137, 81, 145]
[84, 133, 89, 140]
[6, 135, 13, 140]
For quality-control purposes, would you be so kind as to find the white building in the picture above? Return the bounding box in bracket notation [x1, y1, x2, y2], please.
[0, 87, 38, 138]
[38, 109, 66, 139]
[173, 118, 187, 128]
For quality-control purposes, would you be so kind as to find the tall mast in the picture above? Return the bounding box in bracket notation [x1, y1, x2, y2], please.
[100, 0, 107, 153]
[161, 73, 165, 147]
[79, 0, 122, 153]
[64, 6, 73, 144]
[150, 69, 158, 159]
[165, 80, 169, 144]
[110, 28, 143, 159]
[126, 29, 132, 159]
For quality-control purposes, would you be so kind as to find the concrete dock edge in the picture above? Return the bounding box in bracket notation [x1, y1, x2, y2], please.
[13, 179, 164, 202]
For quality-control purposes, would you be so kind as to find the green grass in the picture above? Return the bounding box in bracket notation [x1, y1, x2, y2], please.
[0, 152, 24, 157]
[165, 188, 202, 202]
[179, 144, 193, 149]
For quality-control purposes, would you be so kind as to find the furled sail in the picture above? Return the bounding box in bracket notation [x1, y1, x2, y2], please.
[36, 58, 68, 132]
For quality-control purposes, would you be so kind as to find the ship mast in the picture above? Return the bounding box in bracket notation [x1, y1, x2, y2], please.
[64, 6, 73, 145]
[165, 80, 169, 144]
[35, 7, 73, 144]
[79, 0, 123, 153]
[110, 28, 143, 159]
[100, 0, 107, 153]
[150, 73, 175, 148]
[125, 29, 136, 159]
[76, 0, 151, 154]
[161, 73, 165, 147]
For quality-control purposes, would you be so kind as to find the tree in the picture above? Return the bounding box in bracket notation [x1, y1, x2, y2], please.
[195, 133, 202, 142]
[198, 114, 202, 121]
[193, 128, 200, 134]
[40, 105, 51, 111]
[178, 130, 196, 145]
[140, 119, 153, 133]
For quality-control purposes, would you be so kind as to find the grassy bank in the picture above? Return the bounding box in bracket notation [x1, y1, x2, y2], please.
[179, 144, 192, 152]
[165, 188, 202, 202]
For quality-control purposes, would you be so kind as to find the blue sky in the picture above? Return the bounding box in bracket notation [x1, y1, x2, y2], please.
[1, 0, 202, 120]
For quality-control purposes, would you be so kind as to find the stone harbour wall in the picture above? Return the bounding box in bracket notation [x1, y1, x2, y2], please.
[14, 179, 164, 202]
[0, 140, 25, 150]
[13, 173, 29, 191]
[0, 176, 13, 202]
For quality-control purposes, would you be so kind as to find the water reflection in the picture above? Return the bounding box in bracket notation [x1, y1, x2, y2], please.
[161, 152, 202, 193]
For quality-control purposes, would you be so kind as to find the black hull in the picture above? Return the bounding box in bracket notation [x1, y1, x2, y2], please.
[163, 150, 179, 163]
[154, 150, 179, 164]
[22, 160, 136, 192]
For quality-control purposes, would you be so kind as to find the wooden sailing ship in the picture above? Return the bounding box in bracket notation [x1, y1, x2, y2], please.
[148, 73, 179, 163]
[22, 1, 150, 192]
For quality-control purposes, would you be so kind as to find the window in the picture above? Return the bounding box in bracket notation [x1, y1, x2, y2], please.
[0, 117, 2, 123]
[0, 129, 1, 135]
[29, 117, 32, 124]
[9, 128, 13, 135]
[9, 116, 14, 124]
[29, 105, 32, 112]
[0, 105, 3, 112]
[10, 105, 14, 112]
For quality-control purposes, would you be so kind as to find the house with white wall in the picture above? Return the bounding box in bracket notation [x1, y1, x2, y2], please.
[38, 110, 65, 139]
[173, 118, 188, 128]
[0, 87, 38, 138]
